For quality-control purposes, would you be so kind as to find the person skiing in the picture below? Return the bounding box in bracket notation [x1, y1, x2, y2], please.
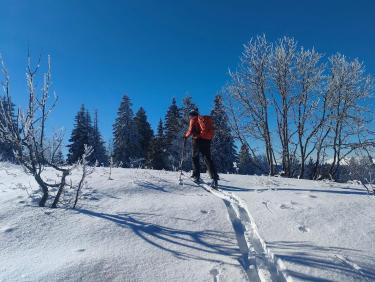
[184, 108, 219, 188]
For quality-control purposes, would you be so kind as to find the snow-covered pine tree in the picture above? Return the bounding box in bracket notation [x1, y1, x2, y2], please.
[0, 96, 16, 162]
[52, 148, 65, 165]
[134, 107, 154, 165]
[67, 105, 92, 164]
[148, 119, 168, 170]
[181, 96, 197, 127]
[211, 95, 237, 173]
[238, 144, 253, 175]
[91, 110, 108, 166]
[164, 97, 183, 170]
[112, 95, 140, 167]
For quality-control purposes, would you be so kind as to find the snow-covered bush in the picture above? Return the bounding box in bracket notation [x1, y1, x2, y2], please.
[0, 55, 93, 207]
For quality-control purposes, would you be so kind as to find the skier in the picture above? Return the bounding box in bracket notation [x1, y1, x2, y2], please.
[184, 108, 219, 188]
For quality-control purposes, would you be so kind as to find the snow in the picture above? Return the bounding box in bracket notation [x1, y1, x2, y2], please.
[1, 163, 374, 281]
[0, 164, 247, 282]
[220, 175, 375, 281]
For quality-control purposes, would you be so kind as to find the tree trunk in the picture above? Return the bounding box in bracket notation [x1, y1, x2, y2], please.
[51, 171, 68, 208]
[35, 175, 49, 207]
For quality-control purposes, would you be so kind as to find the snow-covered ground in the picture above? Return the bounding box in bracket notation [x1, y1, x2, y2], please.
[1, 163, 374, 282]
[221, 175, 375, 282]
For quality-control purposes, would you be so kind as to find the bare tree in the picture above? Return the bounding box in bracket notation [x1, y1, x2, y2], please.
[227, 35, 276, 175]
[0, 55, 92, 208]
[325, 54, 374, 179]
[225, 35, 374, 180]
[293, 47, 326, 178]
[73, 145, 94, 209]
[270, 36, 297, 177]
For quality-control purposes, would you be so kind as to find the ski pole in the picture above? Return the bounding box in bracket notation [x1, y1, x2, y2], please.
[178, 138, 187, 185]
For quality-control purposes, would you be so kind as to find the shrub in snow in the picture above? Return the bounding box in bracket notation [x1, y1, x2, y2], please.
[0, 55, 94, 208]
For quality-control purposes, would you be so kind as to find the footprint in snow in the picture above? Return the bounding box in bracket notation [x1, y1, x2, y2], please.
[280, 204, 293, 209]
[309, 194, 317, 198]
[201, 209, 214, 214]
[210, 268, 220, 282]
[76, 248, 86, 252]
[3, 227, 16, 233]
[298, 225, 310, 233]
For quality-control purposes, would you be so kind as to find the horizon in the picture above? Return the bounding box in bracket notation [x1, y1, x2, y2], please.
[1, 0, 375, 149]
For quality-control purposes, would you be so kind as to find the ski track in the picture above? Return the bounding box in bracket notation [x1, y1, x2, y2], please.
[194, 179, 289, 282]
[334, 254, 368, 280]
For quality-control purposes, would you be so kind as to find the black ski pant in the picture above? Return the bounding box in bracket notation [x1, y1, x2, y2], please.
[192, 138, 218, 180]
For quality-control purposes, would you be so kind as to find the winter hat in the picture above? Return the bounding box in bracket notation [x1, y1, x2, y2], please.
[189, 108, 199, 117]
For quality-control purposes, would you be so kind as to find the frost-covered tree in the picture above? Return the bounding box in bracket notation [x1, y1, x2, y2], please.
[211, 95, 237, 173]
[344, 156, 375, 194]
[0, 55, 92, 207]
[325, 54, 374, 179]
[270, 37, 298, 177]
[134, 107, 153, 164]
[227, 35, 375, 180]
[113, 95, 140, 167]
[53, 148, 65, 165]
[181, 96, 197, 127]
[148, 119, 168, 170]
[238, 144, 253, 175]
[67, 105, 93, 164]
[91, 110, 108, 166]
[227, 35, 276, 175]
[0, 96, 16, 162]
[164, 97, 182, 170]
[293, 48, 325, 178]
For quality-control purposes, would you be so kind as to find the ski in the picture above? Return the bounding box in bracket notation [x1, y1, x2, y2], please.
[189, 177, 221, 192]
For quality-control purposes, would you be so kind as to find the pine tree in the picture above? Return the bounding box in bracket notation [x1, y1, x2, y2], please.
[148, 119, 167, 170]
[112, 95, 140, 167]
[164, 97, 183, 170]
[181, 96, 197, 127]
[0, 96, 16, 162]
[67, 105, 93, 164]
[165, 97, 181, 145]
[211, 95, 237, 173]
[91, 110, 108, 166]
[238, 144, 253, 175]
[134, 107, 154, 163]
[52, 148, 65, 165]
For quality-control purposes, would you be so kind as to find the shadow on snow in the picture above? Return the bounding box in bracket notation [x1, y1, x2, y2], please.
[268, 241, 375, 281]
[76, 208, 242, 266]
[219, 184, 369, 196]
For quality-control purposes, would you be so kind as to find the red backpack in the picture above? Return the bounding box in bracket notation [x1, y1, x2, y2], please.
[198, 115, 215, 140]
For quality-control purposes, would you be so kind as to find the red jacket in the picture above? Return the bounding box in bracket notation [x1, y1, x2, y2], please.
[184, 116, 200, 139]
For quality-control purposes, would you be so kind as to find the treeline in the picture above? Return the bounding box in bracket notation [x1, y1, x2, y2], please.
[225, 35, 375, 181]
[62, 95, 237, 173]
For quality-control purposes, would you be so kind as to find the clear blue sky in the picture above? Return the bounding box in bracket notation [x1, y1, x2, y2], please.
[1, 0, 374, 145]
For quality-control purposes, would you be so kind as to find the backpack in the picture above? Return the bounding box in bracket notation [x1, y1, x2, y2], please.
[198, 115, 215, 140]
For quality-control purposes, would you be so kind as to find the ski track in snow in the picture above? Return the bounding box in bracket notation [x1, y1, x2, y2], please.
[192, 178, 288, 282]
[334, 254, 367, 280]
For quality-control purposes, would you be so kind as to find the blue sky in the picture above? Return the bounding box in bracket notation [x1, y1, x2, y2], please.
[1, 0, 374, 145]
